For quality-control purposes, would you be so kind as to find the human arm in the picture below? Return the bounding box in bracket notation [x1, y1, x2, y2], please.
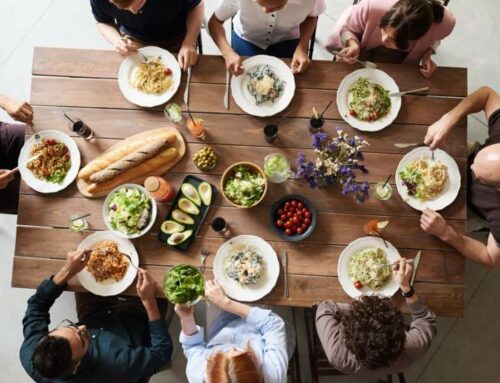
[424, 86, 500, 149]
[420, 208, 500, 268]
[0, 94, 33, 124]
[96, 23, 141, 55]
[178, 1, 204, 71]
[0, 169, 15, 189]
[291, 17, 317, 74]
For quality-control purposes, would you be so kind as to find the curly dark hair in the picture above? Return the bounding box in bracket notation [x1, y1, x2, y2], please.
[33, 335, 73, 379]
[339, 295, 406, 370]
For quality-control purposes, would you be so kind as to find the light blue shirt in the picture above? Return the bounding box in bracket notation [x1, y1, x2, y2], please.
[180, 307, 289, 383]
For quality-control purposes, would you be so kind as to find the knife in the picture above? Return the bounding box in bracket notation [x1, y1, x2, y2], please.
[224, 70, 230, 109]
[389, 87, 429, 97]
[281, 250, 289, 298]
[183, 67, 192, 106]
[393, 142, 424, 149]
[410, 250, 421, 286]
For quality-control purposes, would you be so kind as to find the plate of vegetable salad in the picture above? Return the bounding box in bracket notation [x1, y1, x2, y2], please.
[163, 264, 205, 306]
[103, 184, 157, 239]
[338, 236, 401, 298]
[337, 69, 401, 132]
[221, 162, 267, 208]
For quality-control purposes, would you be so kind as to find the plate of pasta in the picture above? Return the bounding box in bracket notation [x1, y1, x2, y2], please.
[231, 55, 295, 117]
[118, 46, 181, 107]
[77, 231, 139, 296]
[337, 68, 401, 132]
[213, 235, 280, 302]
[396, 147, 461, 211]
[18, 130, 80, 193]
[338, 236, 400, 299]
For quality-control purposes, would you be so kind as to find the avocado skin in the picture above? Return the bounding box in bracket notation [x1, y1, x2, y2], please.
[181, 183, 202, 206]
[198, 182, 212, 206]
[171, 209, 195, 225]
[167, 229, 193, 245]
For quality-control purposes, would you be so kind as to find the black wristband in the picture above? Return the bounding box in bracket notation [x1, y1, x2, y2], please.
[401, 286, 415, 298]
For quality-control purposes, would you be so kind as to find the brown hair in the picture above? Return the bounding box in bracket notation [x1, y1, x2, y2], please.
[205, 348, 263, 383]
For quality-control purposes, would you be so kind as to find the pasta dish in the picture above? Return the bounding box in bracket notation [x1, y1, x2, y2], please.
[26, 138, 71, 184]
[225, 244, 264, 285]
[87, 241, 129, 282]
[130, 56, 173, 94]
[399, 158, 448, 201]
[348, 77, 391, 122]
[348, 247, 392, 289]
[247, 65, 285, 104]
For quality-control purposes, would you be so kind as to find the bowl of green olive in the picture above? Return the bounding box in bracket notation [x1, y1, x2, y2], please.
[193, 146, 217, 171]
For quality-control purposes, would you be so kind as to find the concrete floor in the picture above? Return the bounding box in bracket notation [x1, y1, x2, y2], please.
[1, 1, 499, 382]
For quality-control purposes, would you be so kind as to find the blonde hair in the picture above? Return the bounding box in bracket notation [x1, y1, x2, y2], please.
[205, 348, 263, 383]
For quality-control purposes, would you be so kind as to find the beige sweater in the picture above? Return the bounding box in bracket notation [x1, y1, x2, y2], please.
[315, 299, 436, 375]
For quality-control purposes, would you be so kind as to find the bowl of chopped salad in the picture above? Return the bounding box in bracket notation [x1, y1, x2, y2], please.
[221, 162, 268, 208]
[103, 184, 157, 239]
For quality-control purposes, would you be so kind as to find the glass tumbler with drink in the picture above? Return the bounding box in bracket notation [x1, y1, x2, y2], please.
[211, 217, 231, 238]
[68, 211, 89, 232]
[264, 153, 291, 183]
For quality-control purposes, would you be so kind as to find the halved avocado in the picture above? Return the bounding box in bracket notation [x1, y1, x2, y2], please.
[198, 182, 212, 206]
[181, 183, 201, 206]
[167, 229, 193, 246]
[178, 197, 200, 216]
[171, 209, 195, 225]
[161, 220, 185, 235]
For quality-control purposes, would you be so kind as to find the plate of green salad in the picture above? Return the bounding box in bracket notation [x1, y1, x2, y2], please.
[336, 69, 401, 132]
[221, 162, 267, 208]
[338, 236, 401, 298]
[163, 264, 205, 306]
[103, 184, 157, 239]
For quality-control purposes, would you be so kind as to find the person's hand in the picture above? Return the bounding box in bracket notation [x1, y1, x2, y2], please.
[205, 279, 230, 308]
[178, 44, 198, 71]
[3, 97, 33, 124]
[291, 46, 310, 74]
[337, 39, 360, 64]
[392, 258, 413, 292]
[53, 249, 88, 286]
[136, 268, 158, 303]
[174, 304, 195, 320]
[113, 35, 141, 56]
[224, 51, 244, 76]
[0, 169, 15, 189]
[420, 208, 450, 239]
[420, 50, 437, 78]
[424, 114, 454, 150]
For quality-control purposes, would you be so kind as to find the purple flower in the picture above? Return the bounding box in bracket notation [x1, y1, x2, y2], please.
[311, 132, 328, 150]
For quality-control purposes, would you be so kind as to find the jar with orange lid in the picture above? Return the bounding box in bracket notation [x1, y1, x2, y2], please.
[144, 176, 175, 202]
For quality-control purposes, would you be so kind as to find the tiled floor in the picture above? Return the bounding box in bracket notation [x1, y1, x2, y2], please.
[1, 1, 499, 382]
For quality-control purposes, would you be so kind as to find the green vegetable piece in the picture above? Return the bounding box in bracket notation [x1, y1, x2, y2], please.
[178, 198, 200, 216]
[198, 182, 212, 206]
[171, 209, 195, 225]
[181, 183, 202, 206]
[161, 220, 185, 235]
[163, 264, 205, 305]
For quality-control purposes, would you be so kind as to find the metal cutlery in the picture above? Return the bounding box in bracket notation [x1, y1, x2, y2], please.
[121, 252, 139, 271]
[410, 250, 421, 286]
[375, 258, 415, 270]
[394, 142, 424, 149]
[224, 70, 230, 109]
[29, 123, 41, 141]
[183, 67, 192, 106]
[431, 150, 435, 161]
[389, 87, 429, 97]
[281, 250, 289, 298]
[12, 153, 41, 173]
[331, 50, 377, 69]
[199, 248, 209, 273]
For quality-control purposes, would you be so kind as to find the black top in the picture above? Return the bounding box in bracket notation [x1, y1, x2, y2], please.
[90, 0, 201, 42]
[469, 108, 500, 244]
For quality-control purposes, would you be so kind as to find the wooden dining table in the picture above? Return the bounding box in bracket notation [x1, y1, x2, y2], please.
[12, 47, 468, 317]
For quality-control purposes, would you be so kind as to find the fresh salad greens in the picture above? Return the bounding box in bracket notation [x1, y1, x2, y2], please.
[163, 264, 205, 304]
[247, 64, 285, 105]
[224, 165, 266, 207]
[348, 77, 391, 122]
[107, 187, 152, 235]
[399, 158, 448, 201]
[347, 247, 392, 289]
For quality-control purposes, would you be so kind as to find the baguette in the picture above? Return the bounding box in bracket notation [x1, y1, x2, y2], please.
[87, 147, 178, 194]
[78, 131, 176, 180]
[89, 140, 166, 183]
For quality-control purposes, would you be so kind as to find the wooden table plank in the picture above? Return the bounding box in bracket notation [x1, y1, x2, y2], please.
[31, 77, 464, 126]
[12, 256, 465, 317]
[32, 47, 467, 97]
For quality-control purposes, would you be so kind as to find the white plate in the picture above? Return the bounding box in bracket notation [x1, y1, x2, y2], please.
[77, 231, 139, 296]
[118, 46, 181, 107]
[395, 147, 461, 211]
[18, 130, 81, 193]
[103, 184, 157, 239]
[213, 235, 280, 302]
[338, 236, 400, 299]
[231, 55, 295, 117]
[336, 68, 401, 132]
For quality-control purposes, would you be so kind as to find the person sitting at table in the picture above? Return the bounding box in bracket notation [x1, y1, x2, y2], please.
[325, 0, 456, 78]
[0, 94, 32, 215]
[20, 249, 172, 383]
[176, 279, 291, 383]
[90, 0, 205, 70]
[421, 86, 500, 268]
[315, 259, 436, 375]
[208, 0, 327, 75]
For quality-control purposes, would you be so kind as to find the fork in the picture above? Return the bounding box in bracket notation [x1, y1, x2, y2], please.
[224, 70, 230, 109]
[120, 252, 139, 271]
[374, 259, 414, 270]
[29, 123, 41, 141]
[331, 50, 377, 69]
[199, 248, 209, 273]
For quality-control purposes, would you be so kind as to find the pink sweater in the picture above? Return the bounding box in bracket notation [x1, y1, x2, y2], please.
[325, 0, 456, 64]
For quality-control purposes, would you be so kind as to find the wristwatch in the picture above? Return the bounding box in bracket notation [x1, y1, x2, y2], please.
[401, 286, 415, 298]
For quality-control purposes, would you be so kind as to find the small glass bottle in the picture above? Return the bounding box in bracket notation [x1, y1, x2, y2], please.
[144, 176, 175, 202]
[69, 119, 94, 140]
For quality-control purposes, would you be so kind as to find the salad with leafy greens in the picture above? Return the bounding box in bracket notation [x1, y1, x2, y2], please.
[348, 77, 391, 122]
[107, 187, 152, 235]
[347, 247, 392, 289]
[223, 164, 266, 207]
[163, 264, 205, 305]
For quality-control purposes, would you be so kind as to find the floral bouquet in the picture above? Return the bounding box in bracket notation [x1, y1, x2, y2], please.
[295, 129, 370, 203]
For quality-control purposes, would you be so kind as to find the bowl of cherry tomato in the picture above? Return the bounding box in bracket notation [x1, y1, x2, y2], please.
[270, 195, 317, 242]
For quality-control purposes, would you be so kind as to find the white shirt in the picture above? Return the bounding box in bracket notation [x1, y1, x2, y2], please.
[214, 0, 327, 50]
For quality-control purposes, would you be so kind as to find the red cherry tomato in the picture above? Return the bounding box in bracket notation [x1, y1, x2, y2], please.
[354, 281, 363, 289]
[301, 223, 308, 230]
[293, 216, 299, 224]
[280, 214, 287, 221]
[284, 221, 291, 228]
[296, 211, 303, 217]
[285, 202, 291, 208]
[304, 218, 311, 225]
[291, 200, 298, 207]
[296, 227, 303, 235]
[302, 208, 308, 214]
[297, 202, 304, 209]
[276, 220, 284, 227]
[287, 212, 293, 218]
[291, 225, 297, 232]
[305, 211, 312, 218]
[285, 228, 293, 236]
[164, 68, 172, 75]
